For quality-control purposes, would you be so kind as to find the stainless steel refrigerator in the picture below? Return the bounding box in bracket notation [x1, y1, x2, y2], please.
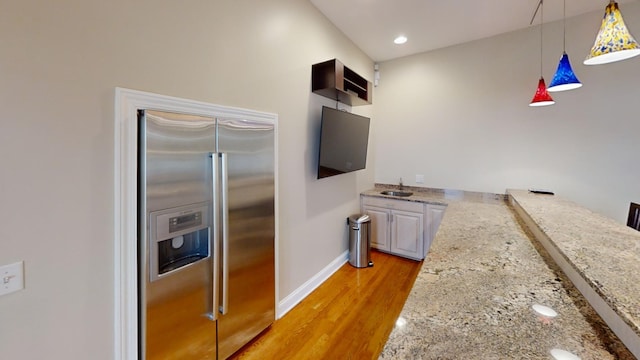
[138, 109, 275, 359]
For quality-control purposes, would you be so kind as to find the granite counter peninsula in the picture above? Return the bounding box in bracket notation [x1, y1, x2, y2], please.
[509, 189, 640, 358]
[361, 185, 636, 360]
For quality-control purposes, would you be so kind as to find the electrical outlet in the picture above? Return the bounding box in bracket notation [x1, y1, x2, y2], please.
[0, 261, 24, 297]
[415, 174, 425, 184]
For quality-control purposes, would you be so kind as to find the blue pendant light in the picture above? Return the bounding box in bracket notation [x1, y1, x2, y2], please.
[548, 0, 582, 92]
[548, 52, 582, 91]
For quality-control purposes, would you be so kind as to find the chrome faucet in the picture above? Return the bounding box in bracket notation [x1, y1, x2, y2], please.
[399, 177, 404, 190]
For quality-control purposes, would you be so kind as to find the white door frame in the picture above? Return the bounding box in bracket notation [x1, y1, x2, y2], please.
[114, 88, 278, 360]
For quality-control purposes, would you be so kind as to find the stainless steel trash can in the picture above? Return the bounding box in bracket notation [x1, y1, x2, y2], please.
[348, 214, 373, 268]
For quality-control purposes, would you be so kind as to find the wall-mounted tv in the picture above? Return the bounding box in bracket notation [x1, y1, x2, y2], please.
[317, 106, 371, 179]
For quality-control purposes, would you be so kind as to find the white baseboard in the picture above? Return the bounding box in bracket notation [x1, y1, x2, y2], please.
[277, 250, 349, 319]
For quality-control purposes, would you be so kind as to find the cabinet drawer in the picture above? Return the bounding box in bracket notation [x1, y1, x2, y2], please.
[362, 196, 425, 213]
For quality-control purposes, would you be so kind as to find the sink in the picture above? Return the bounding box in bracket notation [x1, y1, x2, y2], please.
[380, 190, 413, 197]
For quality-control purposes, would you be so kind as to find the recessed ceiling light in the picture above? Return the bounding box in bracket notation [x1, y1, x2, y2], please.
[394, 35, 407, 45]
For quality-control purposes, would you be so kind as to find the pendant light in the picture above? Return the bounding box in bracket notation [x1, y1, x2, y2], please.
[548, 0, 582, 92]
[530, 0, 555, 107]
[530, 78, 555, 106]
[584, 0, 640, 65]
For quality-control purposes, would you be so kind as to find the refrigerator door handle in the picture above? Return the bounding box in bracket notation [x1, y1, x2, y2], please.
[219, 152, 230, 315]
[208, 152, 220, 321]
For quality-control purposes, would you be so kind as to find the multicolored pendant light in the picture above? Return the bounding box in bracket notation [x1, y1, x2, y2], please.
[584, 0, 640, 65]
[548, 0, 582, 92]
[530, 0, 554, 107]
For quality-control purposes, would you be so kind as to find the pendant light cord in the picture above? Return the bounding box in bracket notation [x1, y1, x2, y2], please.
[562, 0, 566, 52]
[529, 0, 546, 77]
[540, 0, 544, 77]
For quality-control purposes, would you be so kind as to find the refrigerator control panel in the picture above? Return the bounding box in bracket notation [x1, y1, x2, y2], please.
[151, 203, 210, 242]
[169, 211, 202, 233]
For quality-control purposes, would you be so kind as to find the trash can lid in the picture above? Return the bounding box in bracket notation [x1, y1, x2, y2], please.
[348, 214, 370, 224]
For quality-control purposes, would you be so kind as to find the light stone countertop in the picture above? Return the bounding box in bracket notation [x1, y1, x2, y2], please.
[508, 189, 640, 349]
[363, 185, 635, 360]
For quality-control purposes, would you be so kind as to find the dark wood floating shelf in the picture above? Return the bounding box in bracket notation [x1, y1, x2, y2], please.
[312, 59, 372, 106]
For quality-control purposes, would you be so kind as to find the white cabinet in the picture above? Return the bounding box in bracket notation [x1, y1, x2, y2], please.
[361, 195, 446, 261]
[390, 210, 424, 259]
[366, 207, 391, 250]
[426, 204, 446, 253]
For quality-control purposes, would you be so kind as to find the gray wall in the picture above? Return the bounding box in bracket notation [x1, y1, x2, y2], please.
[3, 0, 638, 358]
[0, 1, 373, 359]
[374, 4, 640, 222]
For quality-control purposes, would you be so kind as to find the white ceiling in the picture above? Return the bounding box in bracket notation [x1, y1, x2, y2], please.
[310, 0, 637, 62]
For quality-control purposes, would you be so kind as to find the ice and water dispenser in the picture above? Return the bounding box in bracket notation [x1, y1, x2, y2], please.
[149, 203, 211, 281]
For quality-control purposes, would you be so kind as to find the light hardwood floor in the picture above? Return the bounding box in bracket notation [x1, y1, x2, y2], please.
[230, 250, 423, 360]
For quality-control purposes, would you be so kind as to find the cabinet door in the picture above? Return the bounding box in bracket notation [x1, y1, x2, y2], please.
[362, 206, 390, 251]
[390, 210, 424, 260]
[425, 205, 446, 256]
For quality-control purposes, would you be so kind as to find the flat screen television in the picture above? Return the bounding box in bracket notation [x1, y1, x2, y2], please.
[317, 106, 371, 179]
